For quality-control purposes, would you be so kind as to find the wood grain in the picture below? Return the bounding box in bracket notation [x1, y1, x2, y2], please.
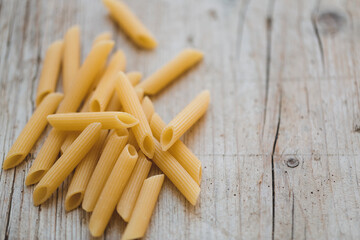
[1, 0, 360, 239]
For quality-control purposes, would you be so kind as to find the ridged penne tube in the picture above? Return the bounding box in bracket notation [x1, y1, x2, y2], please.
[33, 123, 102, 206]
[57, 40, 114, 113]
[25, 129, 66, 185]
[61, 132, 79, 154]
[47, 112, 138, 130]
[135, 88, 144, 102]
[3, 93, 64, 170]
[128, 130, 140, 151]
[36, 41, 64, 106]
[117, 151, 152, 222]
[121, 175, 164, 240]
[89, 32, 113, 90]
[153, 140, 200, 205]
[89, 144, 138, 237]
[106, 72, 142, 111]
[141, 96, 154, 122]
[65, 130, 108, 211]
[102, 0, 157, 49]
[160, 90, 210, 151]
[150, 113, 201, 184]
[63, 25, 80, 93]
[137, 49, 203, 95]
[90, 50, 126, 112]
[114, 72, 154, 158]
[82, 128, 129, 212]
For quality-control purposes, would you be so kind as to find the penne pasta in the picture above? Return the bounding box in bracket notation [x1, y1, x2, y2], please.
[114, 72, 154, 158]
[106, 72, 142, 111]
[102, 0, 157, 49]
[90, 50, 126, 112]
[3, 93, 64, 170]
[141, 96, 154, 122]
[61, 132, 79, 154]
[62, 25, 80, 94]
[117, 151, 152, 222]
[160, 90, 210, 151]
[93, 32, 112, 45]
[36, 41, 64, 106]
[33, 123, 102, 206]
[128, 130, 140, 151]
[153, 139, 200, 205]
[25, 129, 67, 185]
[121, 174, 164, 240]
[150, 113, 201, 184]
[57, 40, 114, 113]
[47, 112, 138, 130]
[65, 130, 108, 211]
[89, 144, 138, 237]
[135, 87, 144, 102]
[82, 128, 129, 212]
[136, 49, 203, 95]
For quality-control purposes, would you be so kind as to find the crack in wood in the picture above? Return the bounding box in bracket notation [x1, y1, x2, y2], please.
[311, 0, 325, 70]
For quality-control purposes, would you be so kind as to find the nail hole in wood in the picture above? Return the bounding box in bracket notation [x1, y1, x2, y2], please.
[286, 158, 299, 168]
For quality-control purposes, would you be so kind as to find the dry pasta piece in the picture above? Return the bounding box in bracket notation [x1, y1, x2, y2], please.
[62, 25, 80, 94]
[135, 87, 144, 102]
[153, 139, 200, 205]
[106, 72, 142, 111]
[61, 132, 79, 154]
[33, 123, 102, 206]
[36, 41, 64, 106]
[141, 96, 154, 122]
[121, 174, 164, 240]
[90, 50, 126, 112]
[82, 128, 129, 212]
[117, 151, 152, 222]
[161, 90, 210, 151]
[25, 129, 66, 185]
[27, 41, 113, 185]
[57, 40, 114, 113]
[128, 130, 140, 151]
[102, 0, 157, 49]
[65, 130, 108, 211]
[89, 32, 114, 90]
[47, 112, 138, 130]
[89, 144, 138, 237]
[3, 93, 63, 170]
[137, 49, 203, 95]
[114, 72, 154, 158]
[150, 113, 201, 184]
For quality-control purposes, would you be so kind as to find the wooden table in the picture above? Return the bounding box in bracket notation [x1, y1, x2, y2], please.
[1, 0, 360, 239]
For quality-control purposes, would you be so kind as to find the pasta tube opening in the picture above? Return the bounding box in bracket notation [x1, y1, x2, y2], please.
[160, 126, 174, 150]
[25, 170, 46, 186]
[3, 153, 24, 170]
[142, 135, 154, 157]
[90, 100, 101, 112]
[65, 192, 83, 211]
[33, 185, 48, 206]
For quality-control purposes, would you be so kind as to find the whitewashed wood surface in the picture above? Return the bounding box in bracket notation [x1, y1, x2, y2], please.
[1, 0, 360, 239]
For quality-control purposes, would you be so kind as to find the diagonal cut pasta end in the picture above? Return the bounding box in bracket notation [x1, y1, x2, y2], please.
[116, 112, 139, 128]
[160, 126, 175, 151]
[33, 185, 49, 206]
[65, 191, 84, 212]
[141, 134, 154, 158]
[3, 152, 26, 170]
[25, 169, 46, 186]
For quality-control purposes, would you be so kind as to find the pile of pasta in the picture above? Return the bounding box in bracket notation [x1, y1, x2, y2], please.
[2, 0, 210, 239]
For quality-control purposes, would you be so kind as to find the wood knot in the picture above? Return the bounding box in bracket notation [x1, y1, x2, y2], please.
[208, 9, 218, 20]
[286, 158, 299, 168]
[317, 10, 346, 34]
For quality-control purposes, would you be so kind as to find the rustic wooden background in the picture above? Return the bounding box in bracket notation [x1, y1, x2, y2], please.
[1, 0, 360, 239]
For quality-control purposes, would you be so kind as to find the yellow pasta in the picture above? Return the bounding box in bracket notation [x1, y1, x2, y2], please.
[36, 41, 64, 106]
[25, 129, 67, 185]
[121, 174, 164, 240]
[65, 130, 108, 211]
[150, 113, 201, 184]
[3, 93, 63, 170]
[106, 72, 142, 111]
[62, 25, 80, 94]
[90, 50, 126, 112]
[57, 40, 114, 113]
[135, 87, 144, 102]
[33, 123, 102, 206]
[117, 151, 152, 222]
[114, 72, 154, 158]
[153, 139, 200, 205]
[102, 0, 157, 49]
[89, 32, 114, 90]
[89, 144, 138, 237]
[60, 132, 79, 154]
[141, 96, 154, 122]
[128, 130, 140, 151]
[82, 128, 129, 212]
[136, 49, 203, 95]
[161, 90, 210, 151]
[47, 112, 138, 130]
